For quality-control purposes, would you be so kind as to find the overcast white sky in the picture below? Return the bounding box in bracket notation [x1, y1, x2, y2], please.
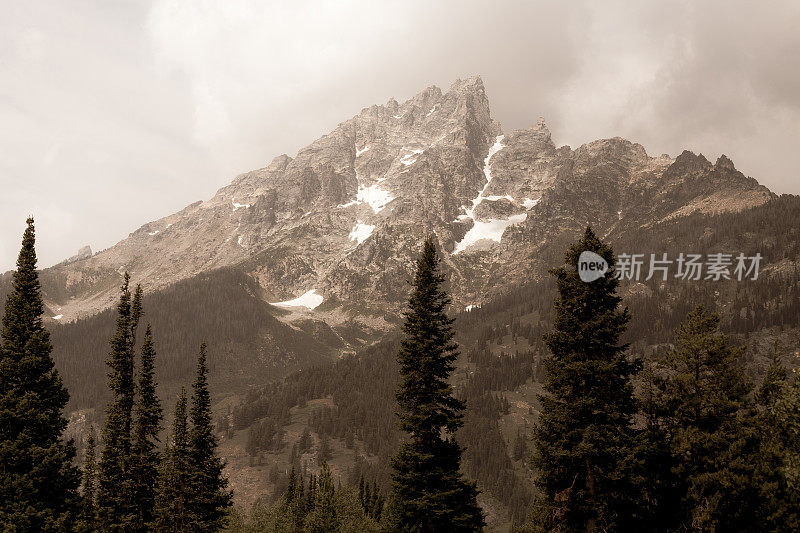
[1, 0, 799, 271]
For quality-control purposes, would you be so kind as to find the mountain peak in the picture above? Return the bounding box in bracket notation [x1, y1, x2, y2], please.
[39, 76, 774, 323]
[714, 154, 736, 171]
[448, 75, 485, 95]
[667, 150, 712, 175]
[58, 245, 92, 266]
[268, 154, 292, 171]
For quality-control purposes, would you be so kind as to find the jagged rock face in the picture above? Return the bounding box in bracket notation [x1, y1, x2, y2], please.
[40, 76, 774, 322]
[58, 245, 93, 266]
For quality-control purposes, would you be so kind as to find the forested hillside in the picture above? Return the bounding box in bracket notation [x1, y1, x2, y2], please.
[1, 195, 798, 528]
[45, 269, 350, 412]
[217, 195, 800, 526]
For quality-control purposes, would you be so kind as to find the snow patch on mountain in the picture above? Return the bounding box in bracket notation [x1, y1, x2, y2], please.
[454, 135, 524, 254]
[359, 180, 393, 212]
[348, 221, 375, 245]
[339, 175, 394, 213]
[400, 149, 424, 166]
[484, 194, 514, 202]
[270, 290, 324, 310]
[426, 104, 438, 117]
[522, 198, 540, 209]
[429, 134, 447, 148]
[453, 213, 527, 254]
[232, 198, 251, 211]
[356, 145, 370, 157]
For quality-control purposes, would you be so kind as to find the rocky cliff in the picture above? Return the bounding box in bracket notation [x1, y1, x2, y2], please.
[35, 76, 772, 325]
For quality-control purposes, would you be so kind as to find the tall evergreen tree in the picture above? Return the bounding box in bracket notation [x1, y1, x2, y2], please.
[335, 486, 381, 533]
[187, 342, 232, 531]
[0, 217, 80, 531]
[307, 473, 317, 515]
[317, 433, 332, 466]
[389, 238, 484, 532]
[79, 427, 99, 532]
[130, 284, 143, 351]
[649, 305, 761, 531]
[276, 466, 306, 532]
[306, 461, 339, 533]
[757, 341, 788, 408]
[154, 389, 191, 532]
[97, 273, 138, 530]
[758, 343, 800, 531]
[530, 226, 640, 532]
[633, 365, 682, 532]
[131, 324, 163, 531]
[770, 377, 800, 530]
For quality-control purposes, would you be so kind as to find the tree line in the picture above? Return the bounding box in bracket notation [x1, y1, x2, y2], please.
[516, 226, 800, 532]
[0, 223, 484, 532]
[0, 219, 231, 532]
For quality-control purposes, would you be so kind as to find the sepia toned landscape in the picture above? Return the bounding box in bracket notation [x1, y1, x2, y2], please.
[1, 2, 799, 532]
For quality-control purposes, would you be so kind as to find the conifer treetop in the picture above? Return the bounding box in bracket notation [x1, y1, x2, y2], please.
[0, 217, 79, 531]
[396, 237, 463, 438]
[2, 217, 47, 356]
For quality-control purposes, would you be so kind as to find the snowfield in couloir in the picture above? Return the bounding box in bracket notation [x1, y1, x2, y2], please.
[270, 290, 324, 310]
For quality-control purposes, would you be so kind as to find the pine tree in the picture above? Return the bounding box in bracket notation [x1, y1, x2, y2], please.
[334, 487, 380, 533]
[512, 430, 527, 462]
[389, 237, 484, 532]
[634, 365, 682, 532]
[299, 426, 312, 454]
[530, 226, 640, 532]
[757, 341, 787, 408]
[771, 376, 800, 530]
[307, 473, 317, 514]
[650, 305, 761, 531]
[131, 324, 163, 531]
[363, 481, 371, 517]
[295, 475, 306, 523]
[317, 433, 332, 466]
[154, 389, 192, 532]
[97, 272, 138, 530]
[130, 284, 143, 351]
[760, 343, 800, 531]
[79, 427, 99, 531]
[187, 342, 232, 531]
[0, 217, 80, 531]
[276, 466, 305, 532]
[306, 461, 339, 533]
[373, 491, 384, 522]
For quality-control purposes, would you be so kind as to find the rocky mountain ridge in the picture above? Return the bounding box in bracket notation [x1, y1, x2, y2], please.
[27, 75, 772, 326]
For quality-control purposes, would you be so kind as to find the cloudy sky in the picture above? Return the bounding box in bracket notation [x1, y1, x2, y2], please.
[1, 0, 799, 271]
